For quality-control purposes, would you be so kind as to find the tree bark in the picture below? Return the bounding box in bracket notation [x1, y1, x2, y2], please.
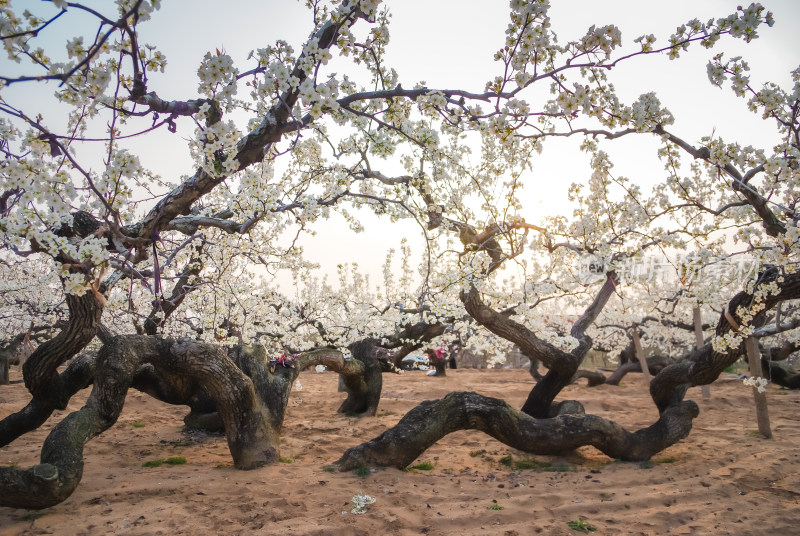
[603, 356, 670, 386]
[618, 338, 636, 365]
[336, 391, 697, 470]
[428, 353, 448, 377]
[0, 337, 143, 509]
[184, 341, 384, 430]
[460, 273, 618, 418]
[342, 272, 799, 470]
[756, 338, 800, 389]
[0, 352, 97, 448]
[22, 292, 105, 409]
[762, 359, 800, 389]
[763, 339, 800, 362]
[0, 335, 279, 509]
[386, 321, 447, 368]
[528, 356, 543, 380]
[572, 369, 606, 386]
[336, 340, 383, 416]
[604, 362, 641, 386]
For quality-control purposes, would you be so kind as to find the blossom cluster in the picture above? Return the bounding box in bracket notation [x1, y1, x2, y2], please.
[189, 102, 242, 177]
[197, 51, 238, 105]
[575, 24, 622, 59]
[667, 3, 772, 59]
[743, 376, 769, 394]
[627, 93, 674, 132]
[348, 492, 375, 514]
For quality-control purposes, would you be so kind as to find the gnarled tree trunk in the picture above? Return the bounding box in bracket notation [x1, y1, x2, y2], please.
[338, 270, 800, 470]
[427, 353, 448, 377]
[0, 335, 277, 509]
[762, 355, 800, 389]
[0, 352, 98, 448]
[461, 274, 618, 417]
[22, 292, 105, 409]
[1, 330, 389, 509]
[602, 355, 672, 386]
[572, 368, 607, 386]
[754, 337, 800, 389]
[336, 391, 697, 469]
[183, 339, 385, 430]
[336, 339, 383, 416]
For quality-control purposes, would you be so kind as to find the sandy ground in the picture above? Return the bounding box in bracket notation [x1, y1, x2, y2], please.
[1, 366, 799, 535]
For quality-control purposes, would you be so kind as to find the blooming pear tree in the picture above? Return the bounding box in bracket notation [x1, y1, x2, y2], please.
[0, 0, 797, 510]
[335, 4, 800, 468]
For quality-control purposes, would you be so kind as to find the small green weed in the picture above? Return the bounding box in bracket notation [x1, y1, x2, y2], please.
[131, 421, 145, 428]
[469, 449, 486, 458]
[567, 519, 597, 533]
[515, 459, 553, 471]
[638, 460, 655, 469]
[487, 503, 504, 511]
[278, 457, 293, 464]
[409, 461, 434, 471]
[498, 455, 512, 467]
[354, 464, 371, 478]
[142, 459, 163, 468]
[323, 465, 337, 473]
[21, 512, 43, 522]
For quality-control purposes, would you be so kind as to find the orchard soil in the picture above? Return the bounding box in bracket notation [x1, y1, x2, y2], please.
[2, 367, 799, 535]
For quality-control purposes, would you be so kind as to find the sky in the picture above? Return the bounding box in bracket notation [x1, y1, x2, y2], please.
[3, 0, 799, 290]
[301, 0, 799, 287]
